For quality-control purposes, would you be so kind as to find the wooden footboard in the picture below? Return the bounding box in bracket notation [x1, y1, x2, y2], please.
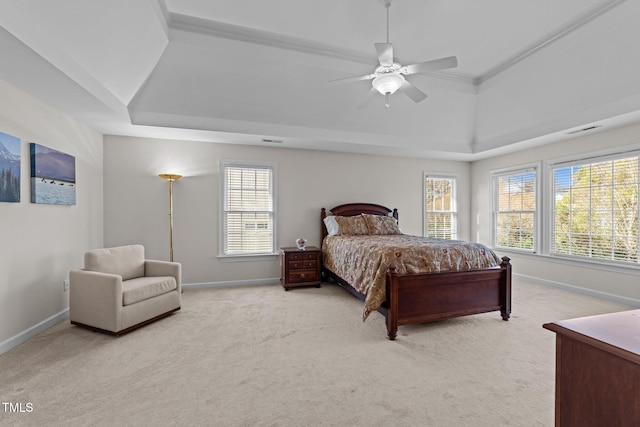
[384, 256, 511, 339]
[323, 256, 511, 340]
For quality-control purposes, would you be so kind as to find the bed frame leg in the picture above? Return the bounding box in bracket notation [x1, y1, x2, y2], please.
[386, 267, 399, 340]
[500, 256, 512, 321]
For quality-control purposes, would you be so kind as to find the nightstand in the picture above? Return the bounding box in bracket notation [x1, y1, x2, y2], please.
[280, 246, 321, 291]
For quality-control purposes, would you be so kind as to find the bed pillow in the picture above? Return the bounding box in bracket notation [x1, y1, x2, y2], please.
[335, 215, 369, 235]
[323, 215, 340, 236]
[363, 214, 402, 235]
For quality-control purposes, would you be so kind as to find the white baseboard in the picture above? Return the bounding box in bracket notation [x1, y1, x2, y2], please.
[515, 273, 640, 307]
[0, 309, 69, 356]
[183, 277, 281, 290]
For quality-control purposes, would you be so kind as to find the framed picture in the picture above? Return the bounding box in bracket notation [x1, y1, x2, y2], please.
[0, 131, 20, 203]
[30, 143, 76, 205]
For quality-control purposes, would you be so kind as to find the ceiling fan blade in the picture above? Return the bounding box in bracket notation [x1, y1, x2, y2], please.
[399, 80, 427, 103]
[328, 73, 375, 86]
[358, 87, 378, 109]
[375, 43, 394, 66]
[403, 56, 458, 75]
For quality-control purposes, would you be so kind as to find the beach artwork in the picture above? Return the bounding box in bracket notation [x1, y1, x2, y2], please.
[30, 143, 76, 205]
[0, 131, 21, 203]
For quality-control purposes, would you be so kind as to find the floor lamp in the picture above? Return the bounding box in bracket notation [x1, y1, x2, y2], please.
[158, 174, 182, 262]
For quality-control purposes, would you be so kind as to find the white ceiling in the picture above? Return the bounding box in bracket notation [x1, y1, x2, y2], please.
[1, 0, 639, 160]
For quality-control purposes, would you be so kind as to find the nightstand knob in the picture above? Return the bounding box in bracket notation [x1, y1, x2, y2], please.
[300, 273, 306, 279]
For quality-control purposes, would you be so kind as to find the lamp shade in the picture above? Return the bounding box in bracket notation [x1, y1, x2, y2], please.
[372, 73, 405, 95]
[158, 174, 182, 182]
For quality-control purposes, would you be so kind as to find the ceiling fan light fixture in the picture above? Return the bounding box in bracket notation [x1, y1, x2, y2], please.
[326, 0, 457, 107]
[372, 73, 405, 95]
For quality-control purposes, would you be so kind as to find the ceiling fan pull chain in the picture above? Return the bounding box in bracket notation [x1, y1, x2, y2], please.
[385, 93, 390, 108]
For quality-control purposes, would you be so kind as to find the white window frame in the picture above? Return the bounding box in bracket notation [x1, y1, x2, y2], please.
[218, 159, 278, 261]
[423, 173, 458, 239]
[548, 150, 640, 266]
[491, 164, 539, 253]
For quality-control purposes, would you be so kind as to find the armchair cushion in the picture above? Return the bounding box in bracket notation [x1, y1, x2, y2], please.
[123, 276, 177, 306]
[84, 244, 145, 281]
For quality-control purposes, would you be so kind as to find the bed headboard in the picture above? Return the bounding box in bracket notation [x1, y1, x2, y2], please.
[320, 203, 399, 241]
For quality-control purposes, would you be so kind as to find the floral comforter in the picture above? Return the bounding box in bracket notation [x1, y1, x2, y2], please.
[322, 235, 502, 320]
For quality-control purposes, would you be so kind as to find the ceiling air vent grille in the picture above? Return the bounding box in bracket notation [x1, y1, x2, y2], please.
[566, 125, 602, 135]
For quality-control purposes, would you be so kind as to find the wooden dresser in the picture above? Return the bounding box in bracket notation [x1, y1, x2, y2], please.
[280, 246, 321, 291]
[543, 309, 640, 427]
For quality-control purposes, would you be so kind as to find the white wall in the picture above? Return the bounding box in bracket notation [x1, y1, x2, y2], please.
[103, 136, 471, 285]
[0, 80, 103, 348]
[471, 122, 640, 304]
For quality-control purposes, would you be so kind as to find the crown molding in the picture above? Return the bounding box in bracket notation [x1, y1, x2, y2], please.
[166, 12, 475, 86]
[168, 12, 375, 66]
[153, 0, 170, 39]
[476, 0, 627, 85]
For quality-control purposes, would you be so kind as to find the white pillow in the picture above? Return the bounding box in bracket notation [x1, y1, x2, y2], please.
[323, 215, 340, 236]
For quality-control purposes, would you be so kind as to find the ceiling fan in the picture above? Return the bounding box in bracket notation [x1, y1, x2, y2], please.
[329, 0, 458, 108]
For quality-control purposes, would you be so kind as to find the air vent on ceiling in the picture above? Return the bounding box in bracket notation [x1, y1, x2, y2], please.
[566, 125, 602, 135]
[261, 138, 283, 144]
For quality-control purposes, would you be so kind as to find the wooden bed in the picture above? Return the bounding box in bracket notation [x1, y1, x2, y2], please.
[321, 203, 512, 340]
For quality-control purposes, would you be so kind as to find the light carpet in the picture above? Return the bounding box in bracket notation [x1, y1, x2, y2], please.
[0, 278, 631, 427]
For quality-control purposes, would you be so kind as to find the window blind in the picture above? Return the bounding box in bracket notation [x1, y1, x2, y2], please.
[492, 170, 536, 251]
[551, 155, 639, 264]
[223, 164, 274, 255]
[425, 175, 457, 239]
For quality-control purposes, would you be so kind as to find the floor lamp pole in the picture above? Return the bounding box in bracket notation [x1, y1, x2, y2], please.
[158, 174, 182, 262]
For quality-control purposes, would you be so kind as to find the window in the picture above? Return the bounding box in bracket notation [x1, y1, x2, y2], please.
[492, 168, 537, 251]
[424, 174, 457, 239]
[220, 160, 276, 257]
[551, 154, 639, 264]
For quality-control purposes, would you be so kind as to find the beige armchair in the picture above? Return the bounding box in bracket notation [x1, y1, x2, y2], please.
[69, 244, 181, 334]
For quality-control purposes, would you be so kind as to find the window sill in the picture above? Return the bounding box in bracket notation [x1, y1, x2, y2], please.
[494, 248, 640, 275]
[217, 253, 279, 263]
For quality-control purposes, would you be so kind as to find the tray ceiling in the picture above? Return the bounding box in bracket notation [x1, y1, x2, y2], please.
[1, 0, 639, 160]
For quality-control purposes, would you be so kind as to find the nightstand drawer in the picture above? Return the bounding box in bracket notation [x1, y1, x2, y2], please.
[288, 259, 317, 270]
[287, 252, 317, 261]
[288, 270, 318, 283]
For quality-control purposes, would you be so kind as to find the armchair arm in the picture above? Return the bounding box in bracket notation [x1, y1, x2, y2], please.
[69, 269, 123, 332]
[145, 260, 182, 291]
